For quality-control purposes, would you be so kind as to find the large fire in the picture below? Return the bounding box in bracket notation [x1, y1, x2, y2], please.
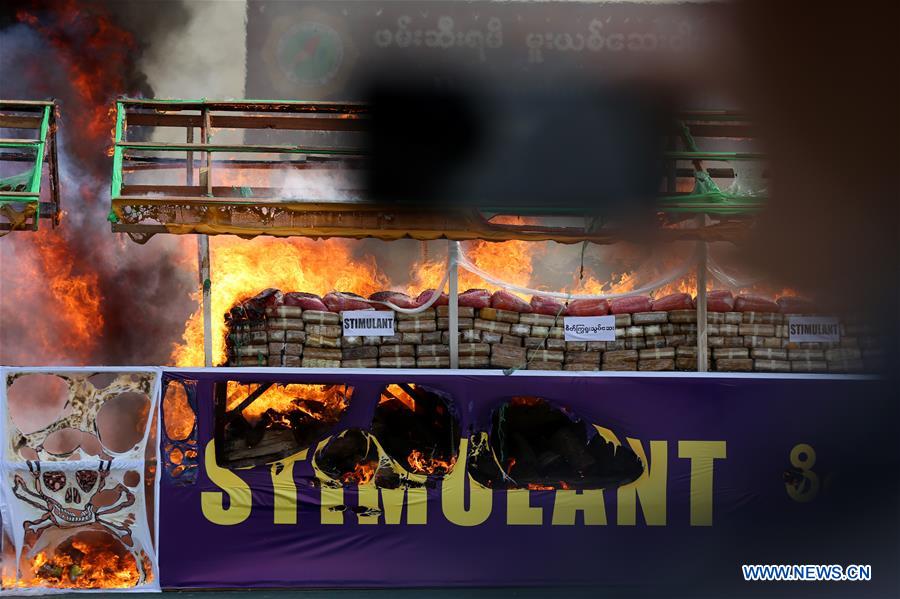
[6, 228, 104, 362]
[172, 237, 390, 366]
[3, 536, 151, 590]
[170, 214, 547, 366]
[171, 223, 801, 367]
[1, 1, 161, 366]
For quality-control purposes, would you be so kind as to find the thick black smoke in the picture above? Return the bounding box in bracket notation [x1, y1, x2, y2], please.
[0, 0, 197, 366]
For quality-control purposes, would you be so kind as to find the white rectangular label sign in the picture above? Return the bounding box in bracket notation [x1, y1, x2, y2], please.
[342, 310, 395, 336]
[563, 315, 616, 341]
[788, 316, 840, 343]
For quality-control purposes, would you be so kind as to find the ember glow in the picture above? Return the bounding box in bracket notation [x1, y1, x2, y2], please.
[526, 483, 556, 491]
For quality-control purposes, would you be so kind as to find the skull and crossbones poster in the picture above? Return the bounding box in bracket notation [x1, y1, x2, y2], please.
[0, 368, 161, 592]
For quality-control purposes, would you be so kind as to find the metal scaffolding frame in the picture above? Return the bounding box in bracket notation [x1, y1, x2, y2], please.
[107, 98, 765, 370]
[0, 100, 60, 233]
[108, 99, 764, 244]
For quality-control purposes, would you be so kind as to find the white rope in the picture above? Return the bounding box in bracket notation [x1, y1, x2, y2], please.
[332, 251, 452, 313]
[707, 255, 766, 289]
[456, 242, 696, 300]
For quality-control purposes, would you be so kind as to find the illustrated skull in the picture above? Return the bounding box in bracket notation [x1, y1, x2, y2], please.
[12, 460, 149, 585]
[5, 372, 155, 587]
[37, 468, 104, 527]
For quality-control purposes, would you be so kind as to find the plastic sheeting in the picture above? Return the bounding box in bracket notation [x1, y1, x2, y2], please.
[456, 241, 696, 300]
[156, 368, 889, 589]
[0, 367, 161, 594]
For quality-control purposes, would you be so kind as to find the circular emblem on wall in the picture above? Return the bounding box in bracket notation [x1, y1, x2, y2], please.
[276, 21, 343, 87]
[261, 10, 357, 99]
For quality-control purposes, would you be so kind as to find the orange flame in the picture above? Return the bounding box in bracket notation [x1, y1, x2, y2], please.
[381, 384, 417, 411]
[167, 181, 811, 368]
[341, 461, 376, 485]
[17, 0, 137, 150]
[20, 230, 104, 359]
[412, 216, 539, 296]
[225, 382, 350, 425]
[172, 236, 390, 366]
[407, 449, 456, 475]
[4, 539, 151, 590]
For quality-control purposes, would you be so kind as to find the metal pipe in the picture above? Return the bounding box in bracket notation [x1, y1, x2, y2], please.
[198, 235, 213, 367]
[696, 231, 709, 372]
[448, 241, 459, 369]
[192, 115, 213, 367]
[186, 125, 193, 186]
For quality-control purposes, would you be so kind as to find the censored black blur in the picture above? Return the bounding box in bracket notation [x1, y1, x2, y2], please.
[364, 75, 667, 225]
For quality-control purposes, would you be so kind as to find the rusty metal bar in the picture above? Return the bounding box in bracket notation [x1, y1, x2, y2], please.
[125, 112, 367, 131]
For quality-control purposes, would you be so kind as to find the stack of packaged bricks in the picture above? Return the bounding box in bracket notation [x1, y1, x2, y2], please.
[224, 288, 878, 373]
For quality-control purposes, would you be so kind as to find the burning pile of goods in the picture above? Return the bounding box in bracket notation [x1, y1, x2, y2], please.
[224, 289, 879, 373]
[314, 382, 461, 488]
[218, 382, 351, 467]
[16, 533, 151, 590]
[218, 381, 460, 478]
[469, 396, 644, 490]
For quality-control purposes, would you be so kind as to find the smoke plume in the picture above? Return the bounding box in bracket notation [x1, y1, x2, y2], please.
[0, 0, 198, 365]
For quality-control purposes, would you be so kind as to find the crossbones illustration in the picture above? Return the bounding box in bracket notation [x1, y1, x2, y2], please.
[11, 460, 148, 584]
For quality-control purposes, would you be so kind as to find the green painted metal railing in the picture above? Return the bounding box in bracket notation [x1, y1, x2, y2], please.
[0, 103, 53, 230]
[109, 99, 766, 219]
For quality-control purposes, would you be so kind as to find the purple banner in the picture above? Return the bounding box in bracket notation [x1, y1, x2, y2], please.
[157, 370, 898, 592]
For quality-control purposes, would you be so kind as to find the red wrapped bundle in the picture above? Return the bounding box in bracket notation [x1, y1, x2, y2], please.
[369, 291, 417, 309]
[458, 289, 491, 308]
[283, 292, 328, 312]
[734, 293, 779, 313]
[566, 298, 609, 316]
[415, 289, 449, 307]
[609, 295, 652, 314]
[777, 296, 816, 314]
[491, 290, 532, 313]
[237, 288, 282, 319]
[706, 290, 734, 312]
[651, 292, 693, 311]
[530, 295, 566, 316]
[323, 292, 373, 312]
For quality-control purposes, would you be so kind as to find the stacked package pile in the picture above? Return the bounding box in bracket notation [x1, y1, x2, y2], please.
[702, 292, 873, 373]
[224, 288, 878, 373]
